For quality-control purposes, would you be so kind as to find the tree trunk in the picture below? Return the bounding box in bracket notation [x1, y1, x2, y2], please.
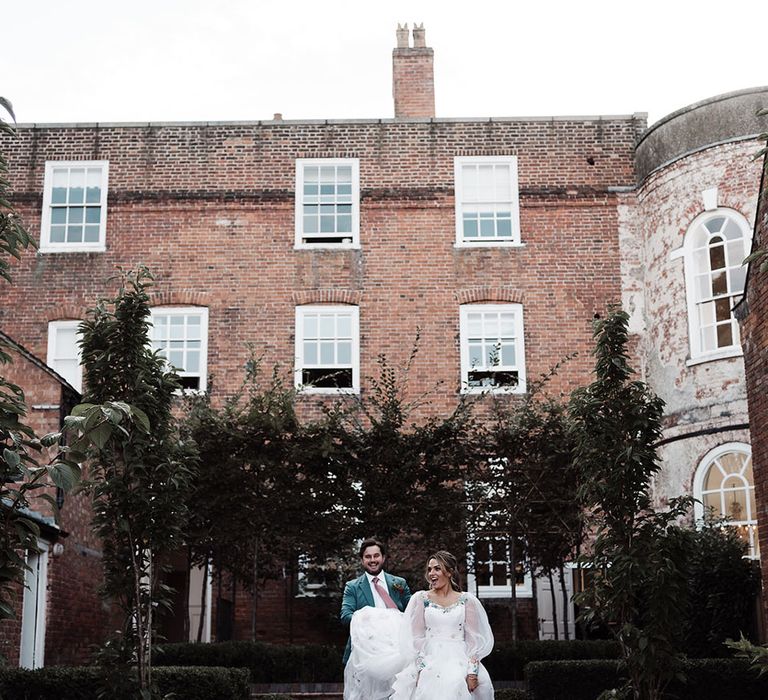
[196, 557, 209, 643]
[509, 536, 518, 641]
[182, 546, 191, 642]
[251, 538, 259, 640]
[548, 569, 559, 640]
[558, 564, 570, 641]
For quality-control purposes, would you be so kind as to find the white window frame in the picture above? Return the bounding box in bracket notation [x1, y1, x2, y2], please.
[454, 156, 521, 247]
[459, 303, 526, 394]
[47, 320, 83, 393]
[295, 158, 360, 249]
[675, 208, 752, 365]
[693, 442, 758, 558]
[294, 305, 360, 394]
[149, 306, 209, 393]
[466, 534, 533, 599]
[40, 160, 109, 253]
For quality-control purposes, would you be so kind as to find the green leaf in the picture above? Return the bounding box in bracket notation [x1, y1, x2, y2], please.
[87, 421, 113, 450]
[2, 447, 20, 468]
[132, 407, 151, 433]
[47, 462, 81, 491]
[70, 403, 96, 418]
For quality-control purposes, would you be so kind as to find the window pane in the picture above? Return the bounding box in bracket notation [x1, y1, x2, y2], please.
[709, 241, 726, 270]
[714, 297, 731, 322]
[501, 343, 516, 366]
[304, 314, 318, 338]
[51, 208, 67, 225]
[703, 491, 722, 516]
[51, 169, 68, 203]
[83, 226, 100, 242]
[50, 226, 65, 242]
[67, 226, 83, 243]
[716, 322, 733, 348]
[712, 271, 728, 297]
[186, 351, 200, 373]
[168, 351, 184, 369]
[304, 342, 317, 365]
[69, 207, 84, 224]
[463, 217, 478, 238]
[337, 314, 351, 337]
[319, 342, 335, 365]
[705, 217, 725, 234]
[337, 341, 351, 365]
[69, 169, 85, 203]
[319, 315, 335, 338]
[467, 313, 482, 337]
[86, 169, 102, 203]
[725, 488, 748, 521]
[85, 207, 101, 224]
[496, 217, 512, 238]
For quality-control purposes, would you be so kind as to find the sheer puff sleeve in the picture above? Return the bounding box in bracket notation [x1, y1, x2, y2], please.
[390, 591, 427, 699]
[464, 592, 494, 675]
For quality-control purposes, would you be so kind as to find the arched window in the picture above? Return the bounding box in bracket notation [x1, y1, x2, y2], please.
[683, 209, 751, 361]
[693, 443, 758, 558]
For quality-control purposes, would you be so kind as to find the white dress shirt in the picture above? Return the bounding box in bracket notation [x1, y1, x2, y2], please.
[365, 571, 392, 608]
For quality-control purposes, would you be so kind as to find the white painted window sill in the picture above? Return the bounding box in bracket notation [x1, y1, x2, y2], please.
[294, 243, 361, 251]
[477, 587, 533, 599]
[297, 386, 360, 396]
[686, 348, 744, 367]
[39, 245, 106, 254]
[454, 242, 526, 249]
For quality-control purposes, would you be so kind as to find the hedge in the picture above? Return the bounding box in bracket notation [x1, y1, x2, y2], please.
[153, 640, 344, 682]
[526, 658, 768, 700]
[0, 665, 250, 700]
[153, 639, 619, 683]
[484, 640, 620, 681]
[494, 690, 529, 700]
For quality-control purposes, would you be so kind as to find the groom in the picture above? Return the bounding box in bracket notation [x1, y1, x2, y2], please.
[340, 538, 412, 664]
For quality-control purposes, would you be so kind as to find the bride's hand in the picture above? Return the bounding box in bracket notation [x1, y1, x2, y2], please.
[466, 674, 479, 692]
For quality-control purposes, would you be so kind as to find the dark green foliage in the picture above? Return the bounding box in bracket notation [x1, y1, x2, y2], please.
[343, 351, 478, 564]
[494, 690, 529, 700]
[73, 267, 197, 691]
[681, 524, 761, 657]
[152, 641, 344, 683]
[0, 666, 249, 700]
[526, 660, 623, 700]
[525, 658, 768, 700]
[571, 307, 694, 699]
[484, 640, 621, 680]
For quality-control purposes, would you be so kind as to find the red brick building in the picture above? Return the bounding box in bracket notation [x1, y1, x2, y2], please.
[0, 26, 765, 660]
[738, 152, 768, 628]
[0, 332, 112, 666]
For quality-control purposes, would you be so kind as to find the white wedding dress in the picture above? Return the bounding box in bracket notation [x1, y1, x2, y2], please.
[344, 591, 494, 700]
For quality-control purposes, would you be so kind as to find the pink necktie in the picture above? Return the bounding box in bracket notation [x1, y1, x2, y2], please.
[372, 576, 399, 609]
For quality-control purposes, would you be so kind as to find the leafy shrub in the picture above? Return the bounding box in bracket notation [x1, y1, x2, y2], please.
[0, 665, 250, 700]
[494, 689, 529, 700]
[525, 658, 768, 700]
[681, 524, 761, 657]
[153, 640, 344, 682]
[484, 639, 620, 680]
[526, 659, 621, 700]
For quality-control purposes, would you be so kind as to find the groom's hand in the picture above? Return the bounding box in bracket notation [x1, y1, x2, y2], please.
[466, 674, 478, 692]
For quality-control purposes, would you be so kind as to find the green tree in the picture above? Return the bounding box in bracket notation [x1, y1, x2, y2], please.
[570, 307, 693, 700]
[183, 359, 356, 641]
[342, 350, 477, 574]
[71, 267, 196, 696]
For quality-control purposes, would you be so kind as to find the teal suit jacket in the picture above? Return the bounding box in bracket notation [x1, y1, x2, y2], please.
[340, 572, 412, 663]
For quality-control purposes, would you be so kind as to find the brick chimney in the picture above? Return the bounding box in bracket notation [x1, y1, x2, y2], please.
[392, 23, 435, 119]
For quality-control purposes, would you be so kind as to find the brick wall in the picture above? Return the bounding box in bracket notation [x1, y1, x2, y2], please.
[0, 348, 112, 665]
[0, 114, 642, 645]
[740, 156, 768, 628]
[634, 140, 760, 509]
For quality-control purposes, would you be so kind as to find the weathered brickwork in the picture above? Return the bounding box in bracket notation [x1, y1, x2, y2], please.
[740, 159, 768, 628]
[0, 113, 642, 648]
[0, 345, 113, 665]
[635, 140, 761, 508]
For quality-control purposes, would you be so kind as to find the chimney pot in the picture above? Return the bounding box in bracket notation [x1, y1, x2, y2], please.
[412, 23, 426, 48]
[273, 113, 283, 121]
[396, 23, 409, 48]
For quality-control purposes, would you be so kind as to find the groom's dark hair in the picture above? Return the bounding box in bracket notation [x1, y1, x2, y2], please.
[359, 538, 386, 557]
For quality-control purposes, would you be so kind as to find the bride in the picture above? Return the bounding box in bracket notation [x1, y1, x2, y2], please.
[344, 551, 494, 699]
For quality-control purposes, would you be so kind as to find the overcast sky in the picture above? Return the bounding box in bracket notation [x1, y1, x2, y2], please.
[3, 0, 767, 128]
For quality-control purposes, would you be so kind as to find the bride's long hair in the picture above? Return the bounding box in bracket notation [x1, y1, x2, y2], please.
[425, 550, 462, 592]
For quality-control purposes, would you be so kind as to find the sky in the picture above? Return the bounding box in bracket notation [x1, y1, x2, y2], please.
[3, 0, 767, 128]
